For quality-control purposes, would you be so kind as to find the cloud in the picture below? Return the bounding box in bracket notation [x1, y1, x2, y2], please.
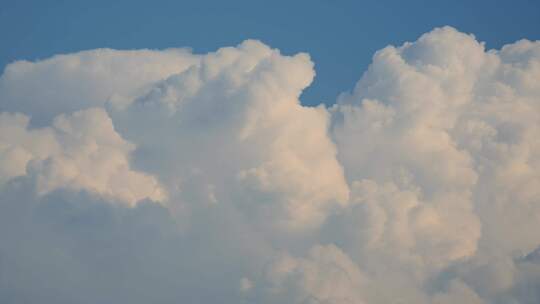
[327, 26, 540, 303]
[0, 108, 165, 205]
[0, 26, 539, 303]
[250, 244, 367, 304]
[0, 48, 199, 126]
[111, 39, 349, 232]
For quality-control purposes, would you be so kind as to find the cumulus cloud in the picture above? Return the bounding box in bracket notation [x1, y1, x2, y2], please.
[0, 108, 165, 205]
[111, 40, 349, 232]
[0, 26, 539, 303]
[327, 26, 540, 303]
[248, 244, 367, 304]
[0, 48, 199, 125]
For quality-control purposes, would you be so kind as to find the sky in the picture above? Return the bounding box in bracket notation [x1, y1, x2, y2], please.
[1, 0, 539, 105]
[1, 1, 540, 304]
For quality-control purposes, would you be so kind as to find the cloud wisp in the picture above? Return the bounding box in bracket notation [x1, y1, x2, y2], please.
[1, 27, 539, 303]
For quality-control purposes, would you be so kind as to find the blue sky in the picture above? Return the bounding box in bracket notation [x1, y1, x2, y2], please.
[1, 0, 539, 106]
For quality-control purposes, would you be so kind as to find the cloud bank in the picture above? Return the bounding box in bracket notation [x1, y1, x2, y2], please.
[1, 26, 539, 303]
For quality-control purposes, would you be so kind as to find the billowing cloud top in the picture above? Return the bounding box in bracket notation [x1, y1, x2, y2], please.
[1, 26, 539, 303]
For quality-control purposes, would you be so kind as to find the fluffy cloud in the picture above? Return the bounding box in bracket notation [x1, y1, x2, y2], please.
[329, 27, 485, 272]
[111, 40, 349, 232]
[0, 26, 539, 303]
[0, 108, 165, 205]
[250, 244, 367, 304]
[0, 48, 199, 125]
[327, 26, 540, 303]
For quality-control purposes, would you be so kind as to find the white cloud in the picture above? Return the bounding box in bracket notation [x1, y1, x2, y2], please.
[111, 39, 349, 231]
[1, 26, 539, 304]
[0, 108, 166, 205]
[327, 26, 540, 303]
[0, 48, 199, 125]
